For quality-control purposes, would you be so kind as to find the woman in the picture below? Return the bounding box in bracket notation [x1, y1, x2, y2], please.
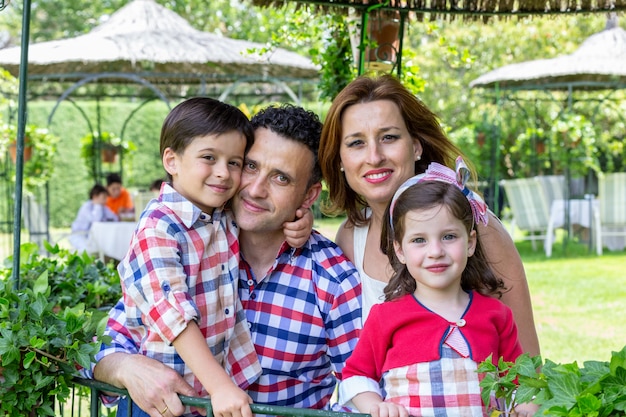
[319, 75, 540, 356]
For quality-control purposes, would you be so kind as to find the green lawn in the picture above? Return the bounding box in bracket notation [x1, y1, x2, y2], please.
[315, 217, 626, 366]
[517, 239, 626, 364]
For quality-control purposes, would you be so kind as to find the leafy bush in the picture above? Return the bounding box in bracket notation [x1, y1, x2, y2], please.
[0, 243, 120, 416]
[479, 347, 626, 416]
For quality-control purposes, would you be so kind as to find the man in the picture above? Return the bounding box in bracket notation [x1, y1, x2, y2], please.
[93, 104, 362, 417]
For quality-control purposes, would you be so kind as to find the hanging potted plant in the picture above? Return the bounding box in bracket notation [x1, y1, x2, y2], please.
[0, 123, 60, 192]
[80, 130, 134, 165]
[348, 8, 401, 73]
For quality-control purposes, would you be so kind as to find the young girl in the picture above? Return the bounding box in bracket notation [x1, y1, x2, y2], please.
[340, 157, 536, 417]
[69, 183, 118, 253]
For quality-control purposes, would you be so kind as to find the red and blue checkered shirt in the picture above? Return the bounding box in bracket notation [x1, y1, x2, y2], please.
[96, 228, 362, 410]
[115, 183, 261, 397]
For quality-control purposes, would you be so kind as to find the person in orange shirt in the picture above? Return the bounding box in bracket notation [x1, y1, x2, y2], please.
[106, 173, 134, 219]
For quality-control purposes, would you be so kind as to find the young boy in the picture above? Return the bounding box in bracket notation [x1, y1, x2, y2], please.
[118, 97, 261, 417]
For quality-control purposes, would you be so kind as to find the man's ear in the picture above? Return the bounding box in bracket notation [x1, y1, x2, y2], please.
[301, 182, 322, 209]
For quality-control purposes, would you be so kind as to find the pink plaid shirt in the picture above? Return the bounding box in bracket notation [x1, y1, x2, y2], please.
[119, 183, 261, 396]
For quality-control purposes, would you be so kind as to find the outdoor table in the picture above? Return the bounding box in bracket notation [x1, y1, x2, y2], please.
[87, 221, 137, 261]
[549, 198, 626, 252]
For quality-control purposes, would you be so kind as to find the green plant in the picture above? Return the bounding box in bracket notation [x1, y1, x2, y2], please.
[0, 123, 60, 192]
[551, 114, 601, 178]
[80, 130, 135, 160]
[0, 242, 119, 416]
[310, 14, 356, 101]
[478, 346, 626, 416]
[478, 353, 543, 416]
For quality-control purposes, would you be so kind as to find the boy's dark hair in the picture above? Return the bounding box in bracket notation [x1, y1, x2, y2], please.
[381, 181, 505, 301]
[106, 173, 122, 186]
[89, 183, 109, 199]
[160, 97, 254, 181]
[251, 104, 323, 186]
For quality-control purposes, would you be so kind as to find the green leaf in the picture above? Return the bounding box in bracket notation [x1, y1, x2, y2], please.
[33, 269, 49, 295]
[23, 350, 36, 368]
[576, 393, 602, 415]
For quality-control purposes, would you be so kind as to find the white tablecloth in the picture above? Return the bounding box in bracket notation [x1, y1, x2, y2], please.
[549, 198, 595, 229]
[87, 221, 137, 261]
[550, 199, 625, 251]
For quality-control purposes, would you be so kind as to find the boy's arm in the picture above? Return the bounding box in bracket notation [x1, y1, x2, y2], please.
[173, 321, 253, 417]
[283, 207, 313, 247]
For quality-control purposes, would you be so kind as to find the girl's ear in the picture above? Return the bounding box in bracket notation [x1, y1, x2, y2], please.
[393, 240, 406, 264]
[467, 229, 477, 257]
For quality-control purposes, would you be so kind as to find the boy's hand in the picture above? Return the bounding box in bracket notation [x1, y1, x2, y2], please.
[283, 207, 314, 247]
[209, 384, 253, 417]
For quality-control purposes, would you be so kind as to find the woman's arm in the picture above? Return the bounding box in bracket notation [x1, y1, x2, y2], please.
[478, 212, 541, 356]
[335, 220, 355, 261]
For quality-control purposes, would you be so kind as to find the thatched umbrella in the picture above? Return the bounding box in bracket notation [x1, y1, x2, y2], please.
[469, 17, 626, 240]
[0, 0, 319, 83]
[470, 18, 626, 90]
[252, 0, 626, 18]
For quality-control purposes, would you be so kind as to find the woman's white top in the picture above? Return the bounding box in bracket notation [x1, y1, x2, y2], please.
[353, 209, 387, 322]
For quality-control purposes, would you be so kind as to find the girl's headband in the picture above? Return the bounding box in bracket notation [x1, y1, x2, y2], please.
[389, 156, 489, 230]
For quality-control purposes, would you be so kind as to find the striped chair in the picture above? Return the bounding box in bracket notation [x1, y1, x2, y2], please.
[501, 177, 555, 255]
[593, 172, 626, 255]
[536, 175, 565, 208]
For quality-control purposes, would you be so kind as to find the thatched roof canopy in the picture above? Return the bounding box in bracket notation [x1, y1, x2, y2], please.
[470, 20, 626, 90]
[0, 0, 318, 84]
[252, 0, 626, 19]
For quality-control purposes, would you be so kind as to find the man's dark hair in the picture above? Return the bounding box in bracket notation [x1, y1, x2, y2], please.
[251, 104, 322, 185]
[106, 173, 122, 186]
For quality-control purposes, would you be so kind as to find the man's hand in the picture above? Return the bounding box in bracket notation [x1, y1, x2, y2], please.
[94, 353, 201, 417]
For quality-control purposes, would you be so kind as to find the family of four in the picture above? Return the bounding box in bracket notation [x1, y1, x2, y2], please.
[90, 75, 540, 417]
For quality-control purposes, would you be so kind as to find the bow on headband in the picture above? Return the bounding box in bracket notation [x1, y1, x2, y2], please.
[389, 156, 489, 229]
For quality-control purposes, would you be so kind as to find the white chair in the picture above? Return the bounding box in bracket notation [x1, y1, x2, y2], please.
[536, 175, 565, 208]
[501, 177, 555, 256]
[132, 191, 157, 217]
[593, 172, 626, 255]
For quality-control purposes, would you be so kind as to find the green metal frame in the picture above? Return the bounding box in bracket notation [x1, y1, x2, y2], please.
[74, 378, 371, 417]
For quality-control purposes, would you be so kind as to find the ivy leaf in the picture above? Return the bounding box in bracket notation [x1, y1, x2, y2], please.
[33, 270, 49, 296]
[576, 393, 602, 415]
[23, 350, 36, 369]
[0, 342, 20, 366]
